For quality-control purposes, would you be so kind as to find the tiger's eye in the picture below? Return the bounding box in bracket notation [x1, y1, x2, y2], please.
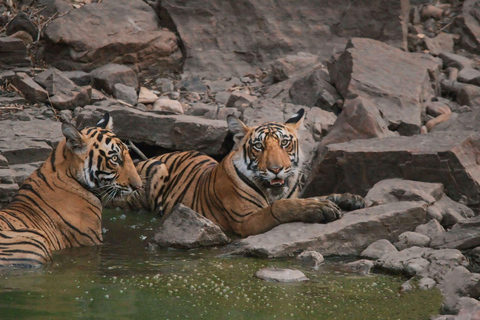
[281, 140, 290, 147]
[253, 143, 263, 150]
[111, 155, 119, 162]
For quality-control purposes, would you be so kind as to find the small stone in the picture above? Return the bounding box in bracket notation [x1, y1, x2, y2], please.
[12, 72, 48, 102]
[137, 87, 158, 104]
[90, 64, 138, 95]
[296, 251, 324, 269]
[394, 231, 431, 250]
[225, 91, 257, 111]
[255, 268, 308, 282]
[113, 83, 137, 105]
[176, 75, 208, 93]
[418, 277, 436, 290]
[361, 239, 398, 260]
[215, 91, 231, 105]
[155, 78, 174, 93]
[152, 97, 184, 114]
[344, 259, 374, 275]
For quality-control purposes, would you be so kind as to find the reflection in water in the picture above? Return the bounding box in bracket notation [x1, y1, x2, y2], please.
[0, 210, 442, 320]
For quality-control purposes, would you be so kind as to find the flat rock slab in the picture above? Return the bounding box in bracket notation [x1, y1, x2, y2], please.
[76, 103, 229, 156]
[430, 216, 480, 250]
[152, 204, 230, 249]
[304, 131, 480, 205]
[223, 201, 426, 258]
[255, 268, 308, 282]
[161, 0, 408, 78]
[328, 38, 439, 136]
[43, 0, 182, 78]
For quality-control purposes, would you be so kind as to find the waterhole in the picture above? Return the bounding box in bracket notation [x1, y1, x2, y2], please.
[0, 210, 442, 319]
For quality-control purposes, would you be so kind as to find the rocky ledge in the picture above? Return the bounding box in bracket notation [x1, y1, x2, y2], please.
[2, 0, 480, 318]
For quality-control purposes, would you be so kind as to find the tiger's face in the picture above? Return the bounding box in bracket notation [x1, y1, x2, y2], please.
[62, 113, 142, 203]
[227, 109, 304, 195]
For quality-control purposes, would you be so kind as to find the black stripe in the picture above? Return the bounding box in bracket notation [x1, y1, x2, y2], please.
[233, 164, 268, 202]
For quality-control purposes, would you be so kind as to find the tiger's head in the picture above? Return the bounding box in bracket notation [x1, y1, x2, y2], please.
[61, 113, 142, 203]
[227, 109, 305, 200]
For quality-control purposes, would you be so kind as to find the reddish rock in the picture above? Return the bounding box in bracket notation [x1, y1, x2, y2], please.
[12, 73, 48, 102]
[0, 37, 31, 68]
[90, 64, 138, 95]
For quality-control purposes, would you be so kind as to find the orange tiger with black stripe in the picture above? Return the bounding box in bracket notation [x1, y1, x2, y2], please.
[0, 113, 142, 267]
[131, 109, 364, 237]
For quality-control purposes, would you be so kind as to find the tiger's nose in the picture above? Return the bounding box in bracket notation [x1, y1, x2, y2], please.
[268, 166, 283, 174]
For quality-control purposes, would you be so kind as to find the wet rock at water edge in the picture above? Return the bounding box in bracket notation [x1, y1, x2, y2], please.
[152, 204, 230, 249]
[255, 268, 308, 282]
[296, 251, 324, 269]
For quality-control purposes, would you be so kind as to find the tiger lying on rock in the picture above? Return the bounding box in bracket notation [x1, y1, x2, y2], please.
[131, 109, 364, 237]
[0, 113, 142, 267]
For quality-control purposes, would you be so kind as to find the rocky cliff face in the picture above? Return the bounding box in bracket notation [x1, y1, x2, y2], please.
[2, 0, 480, 317]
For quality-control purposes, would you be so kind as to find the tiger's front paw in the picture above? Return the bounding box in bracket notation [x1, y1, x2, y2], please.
[315, 199, 342, 223]
[330, 193, 365, 211]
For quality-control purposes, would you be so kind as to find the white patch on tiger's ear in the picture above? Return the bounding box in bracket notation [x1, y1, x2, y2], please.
[285, 108, 305, 130]
[96, 113, 113, 130]
[62, 123, 86, 154]
[227, 115, 249, 146]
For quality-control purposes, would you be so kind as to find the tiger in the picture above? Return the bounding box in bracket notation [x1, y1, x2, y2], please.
[0, 113, 142, 267]
[130, 108, 364, 237]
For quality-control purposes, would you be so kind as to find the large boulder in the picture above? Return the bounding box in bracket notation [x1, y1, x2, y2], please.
[158, 0, 409, 78]
[328, 38, 440, 136]
[43, 0, 183, 78]
[224, 201, 426, 258]
[76, 103, 229, 156]
[303, 131, 480, 206]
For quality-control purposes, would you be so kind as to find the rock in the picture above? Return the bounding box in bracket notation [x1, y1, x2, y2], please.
[185, 103, 218, 118]
[255, 268, 308, 282]
[418, 277, 437, 290]
[90, 64, 138, 95]
[415, 219, 445, 239]
[343, 259, 374, 275]
[224, 201, 426, 258]
[0, 71, 15, 86]
[152, 204, 230, 249]
[217, 107, 240, 120]
[394, 231, 431, 250]
[430, 216, 480, 250]
[456, 83, 480, 107]
[225, 92, 257, 111]
[304, 131, 480, 206]
[433, 194, 474, 226]
[76, 104, 229, 156]
[205, 78, 242, 93]
[0, 139, 52, 165]
[458, 67, 480, 86]
[43, 0, 182, 77]
[152, 98, 184, 114]
[426, 101, 452, 118]
[364, 179, 444, 207]
[113, 84, 137, 105]
[454, 0, 480, 54]
[62, 71, 91, 86]
[439, 266, 480, 314]
[328, 38, 438, 136]
[175, 76, 208, 94]
[424, 33, 455, 55]
[155, 78, 174, 93]
[304, 108, 337, 141]
[159, 0, 408, 78]
[8, 31, 33, 45]
[432, 108, 480, 133]
[319, 97, 395, 146]
[376, 246, 433, 275]
[289, 68, 342, 113]
[360, 239, 398, 260]
[438, 52, 473, 70]
[296, 251, 324, 269]
[137, 87, 158, 104]
[0, 183, 18, 209]
[5, 12, 37, 40]
[12, 73, 48, 102]
[271, 53, 320, 83]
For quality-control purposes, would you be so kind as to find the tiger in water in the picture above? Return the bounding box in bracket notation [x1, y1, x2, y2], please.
[0, 113, 142, 267]
[130, 109, 364, 236]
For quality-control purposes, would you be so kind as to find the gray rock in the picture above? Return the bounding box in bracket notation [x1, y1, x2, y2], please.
[328, 38, 438, 136]
[217, 107, 240, 120]
[224, 201, 426, 258]
[439, 52, 473, 70]
[343, 259, 374, 275]
[0, 37, 30, 68]
[0, 70, 15, 86]
[113, 83, 137, 105]
[288, 68, 341, 113]
[175, 75, 208, 94]
[214, 92, 231, 105]
[439, 266, 480, 314]
[6, 12, 37, 40]
[160, 0, 409, 78]
[319, 97, 395, 146]
[394, 231, 430, 250]
[43, 0, 182, 77]
[152, 204, 230, 249]
[155, 78, 174, 93]
[415, 219, 445, 239]
[304, 107, 337, 141]
[255, 268, 308, 282]
[225, 92, 257, 111]
[0, 139, 52, 165]
[185, 103, 218, 118]
[296, 251, 324, 269]
[454, 0, 480, 54]
[76, 104, 229, 156]
[365, 179, 444, 207]
[0, 183, 18, 209]
[62, 71, 91, 86]
[205, 78, 242, 93]
[458, 67, 480, 86]
[418, 277, 436, 290]
[376, 246, 433, 274]
[304, 131, 480, 206]
[12, 72, 48, 102]
[271, 53, 320, 83]
[90, 64, 138, 95]
[424, 33, 455, 56]
[431, 216, 480, 250]
[360, 239, 398, 260]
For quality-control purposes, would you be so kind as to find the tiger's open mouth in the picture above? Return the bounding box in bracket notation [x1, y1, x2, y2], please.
[267, 178, 285, 188]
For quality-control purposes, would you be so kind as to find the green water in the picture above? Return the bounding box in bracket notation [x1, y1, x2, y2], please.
[0, 210, 442, 320]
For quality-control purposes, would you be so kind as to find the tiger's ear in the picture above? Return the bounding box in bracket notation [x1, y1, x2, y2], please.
[285, 108, 305, 130]
[96, 113, 113, 130]
[62, 123, 86, 153]
[227, 115, 249, 145]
